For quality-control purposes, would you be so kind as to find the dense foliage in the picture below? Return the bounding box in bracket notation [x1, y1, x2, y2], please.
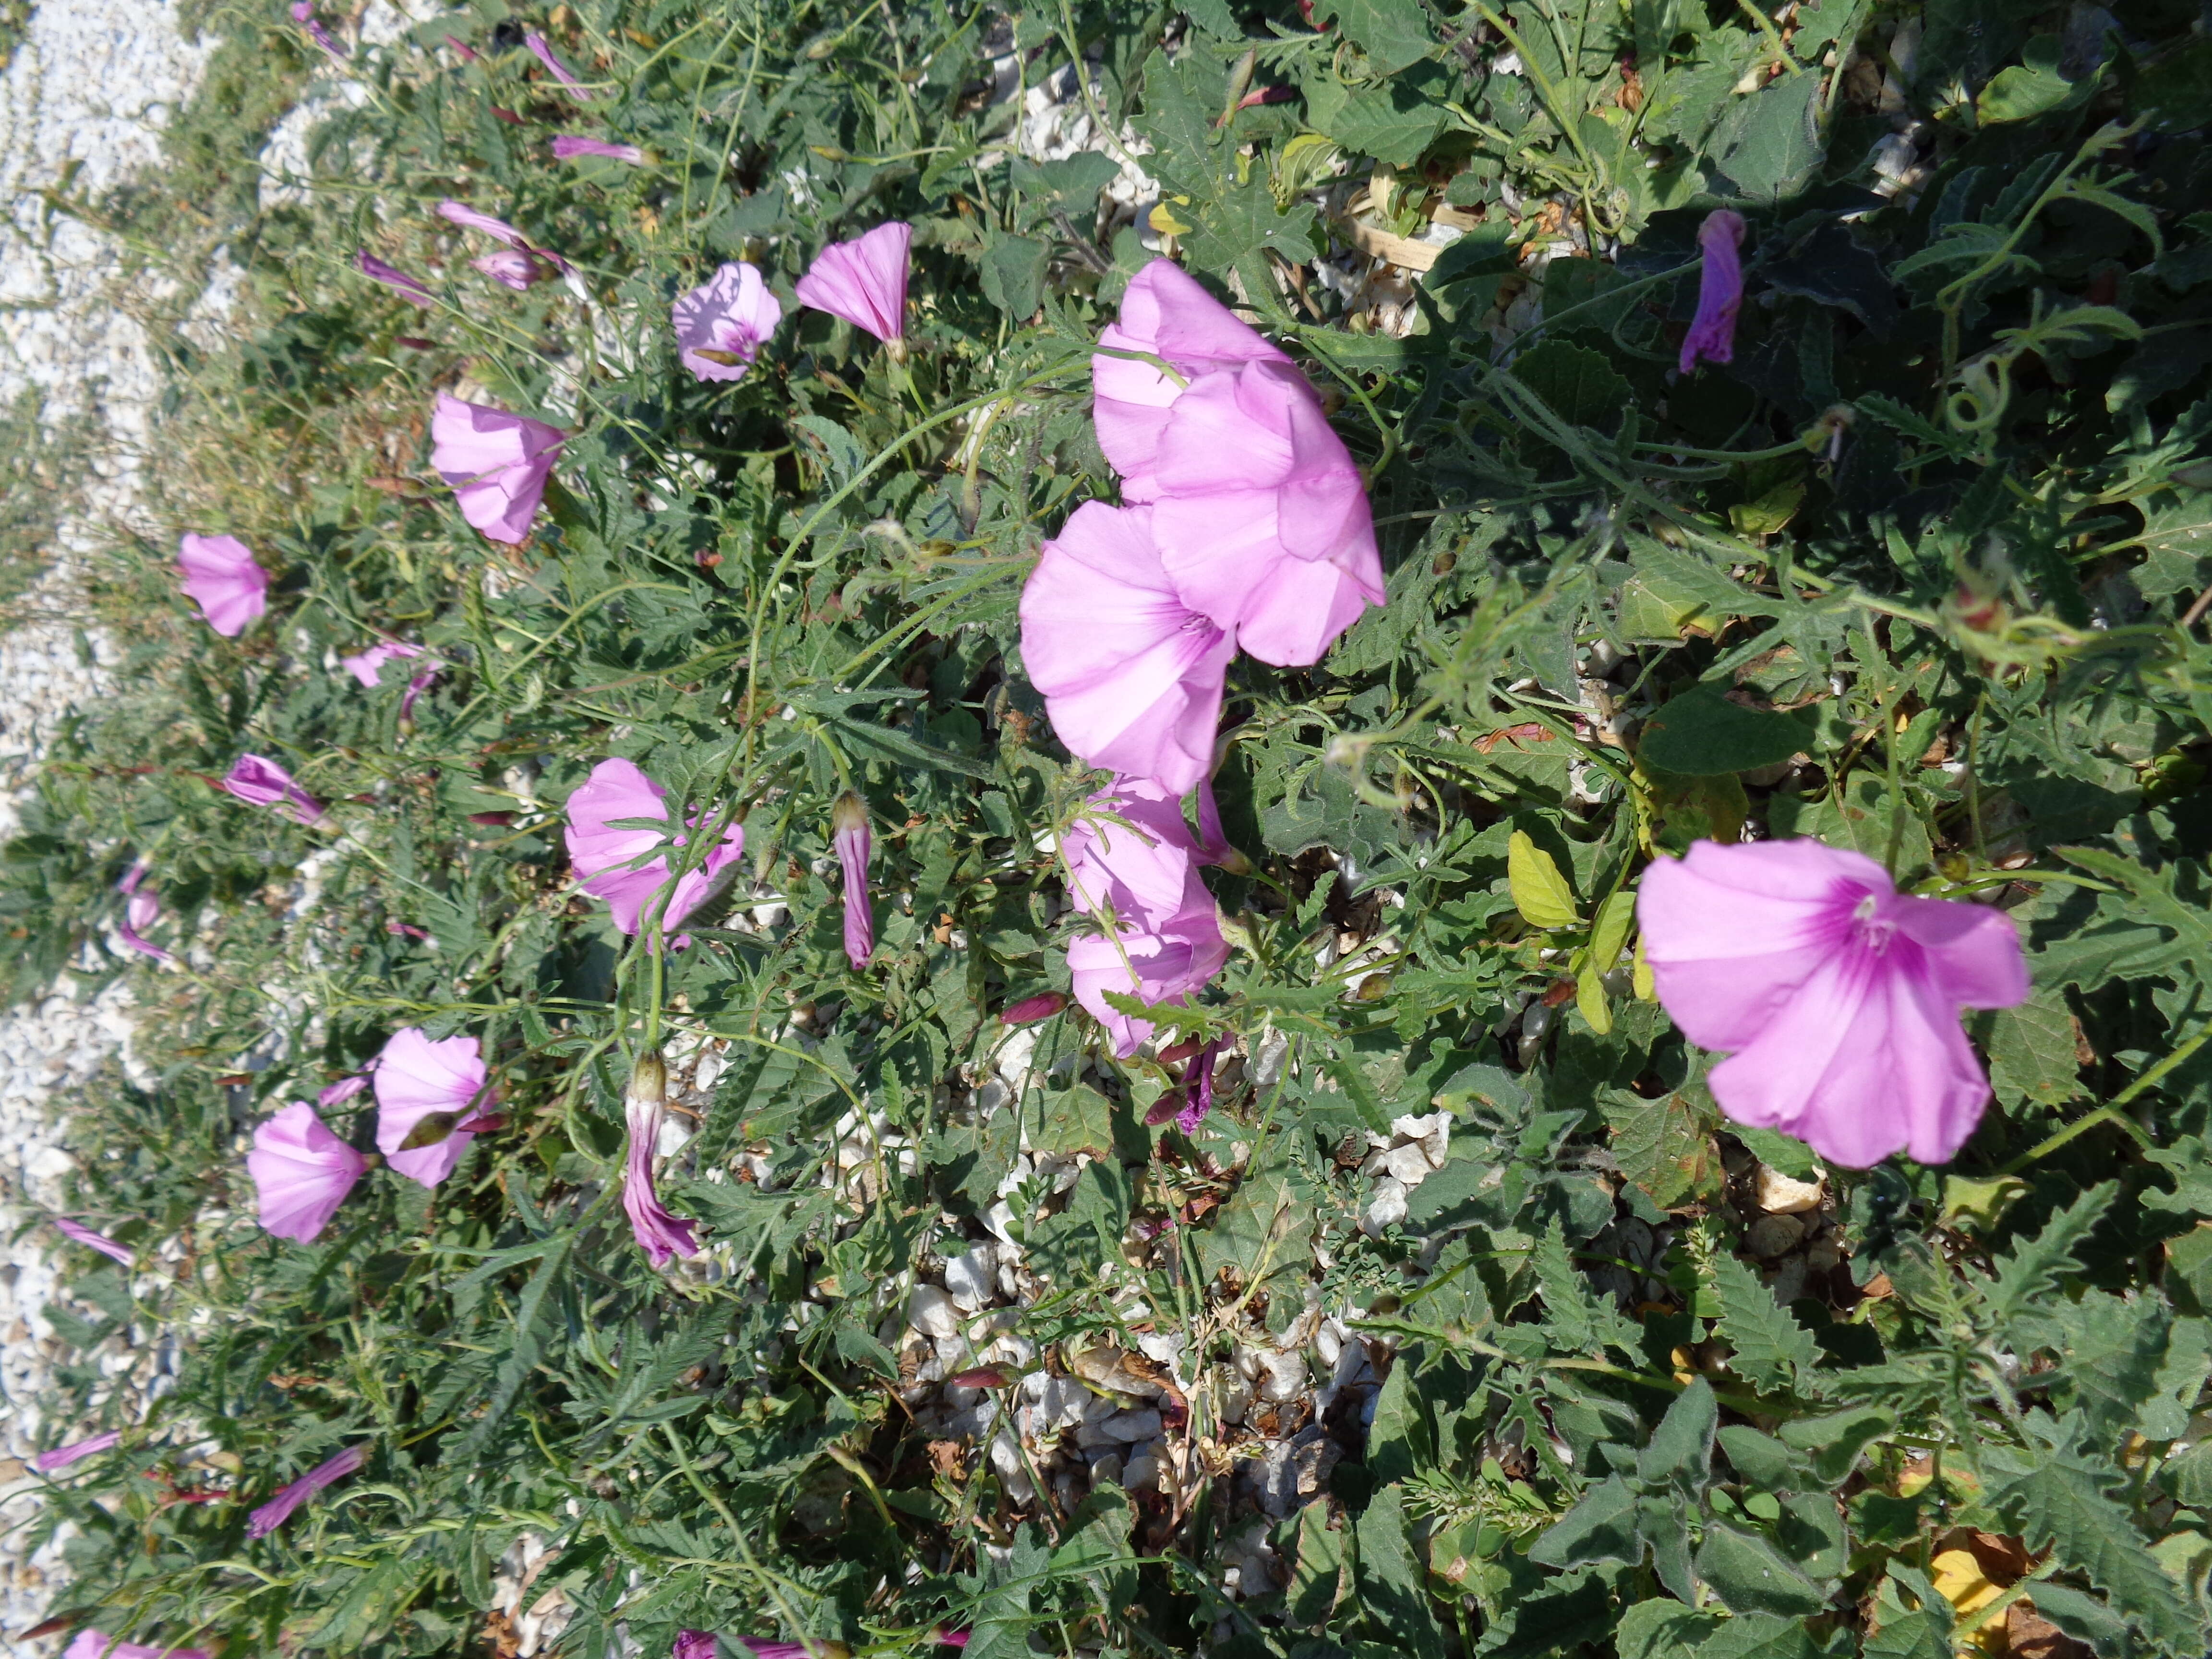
[17, 0, 2212, 1655]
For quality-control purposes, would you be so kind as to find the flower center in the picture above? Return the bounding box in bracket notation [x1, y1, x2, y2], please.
[1851, 890, 1896, 951]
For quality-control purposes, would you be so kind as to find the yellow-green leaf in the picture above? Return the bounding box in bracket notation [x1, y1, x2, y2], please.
[1576, 965, 1613, 1034]
[1508, 831, 1580, 930]
[1590, 890, 1635, 973]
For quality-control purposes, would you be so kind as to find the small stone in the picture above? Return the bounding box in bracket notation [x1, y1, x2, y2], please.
[1754, 1164, 1826, 1215]
[1090, 1451, 1124, 1488]
[1380, 1142, 1432, 1186]
[1098, 1408, 1163, 1442]
[1360, 1177, 1408, 1237]
[908, 1283, 961, 1339]
[1746, 1213, 1805, 1258]
[1121, 1446, 1162, 1492]
[943, 1245, 997, 1311]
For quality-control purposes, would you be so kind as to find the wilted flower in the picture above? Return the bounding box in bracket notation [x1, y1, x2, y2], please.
[1678, 209, 1748, 376]
[34, 1430, 121, 1473]
[290, 0, 347, 59]
[525, 31, 594, 96]
[794, 221, 912, 347]
[372, 1027, 491, 1189]
[177, 533, 268, 637]
[552, 134, 646, 164]
[318, 1075, 368, 1107]
[245, 1442, 367, 1539]
[832, 793, 874, 970]
[220, 754, 325, 825]
[622, 1052, 701, 1268]
[1638, 838, 2029, 1167]
[354, 251, 433, 308]
[564, 757, 745, 937]
[52, 1216, 133, 1265]
[399, 665, 439, 721]
[116, 859, 172, 964]
[443, 33, 479, 60]
[436, 200, 570, 276]
[673, 261, 782, 383]
[64, 1630, 210, 1659]
[1017, 502, 1232, 796]
[248, 1101, 368, 1243]
[471, 248, 562, 289]
[1000, 991, 1068, 1026]
[430, 394, 565, 543]
[1173, 1036, 1228, 1134]
[338, 640, 424, 687]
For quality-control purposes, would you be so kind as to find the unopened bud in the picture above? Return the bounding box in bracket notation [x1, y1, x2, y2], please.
[628, 1050, 666, 1108]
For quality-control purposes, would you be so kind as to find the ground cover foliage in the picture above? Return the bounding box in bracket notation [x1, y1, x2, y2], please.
[16, 0, 2212, 1655]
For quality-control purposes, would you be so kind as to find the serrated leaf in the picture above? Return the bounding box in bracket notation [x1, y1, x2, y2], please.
[1984, 990, 2087, 1107]
[1322, 0, 1437, 73]
[1509, 831, 1580, 929]
[1694, 1522, 1828, 1617]
[1535, 1221, 1641, 1356]
[791, 413, 866, 487]
[1987, 1450, 2201, 1654]
[1978, 1181, 2119, 1335]
[1602, 1089, 1718, 1209]
[1709, 1249, 1819, 1396]
[1700, 1611, 1828, 1659]
[1512, 338, 1634, 431]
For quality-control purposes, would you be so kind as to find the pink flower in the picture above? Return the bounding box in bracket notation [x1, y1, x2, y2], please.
[430, 394, 565, 543]
[1174, 1036, 1227, 1134]
[318, 1076, 368, 1107]
[220, 754, 325, 825]
[525, 31, 594, 96]
[740, 1643, 849, 1659]
[443, 33, 479, 61]
[934, 1631, 971, 1648]
[1637, 839, 2029, 1167]
[177, 534, 268, 637]
[833, 793, 873, 970]
[355, 251, 433, 308]
[290, 1, 348, 59]
[1092, 259, 1288, 486]
[794, 222, 912, 345]
[471, 249, 561, 290]
[1069, 910, 1227, 1057]
[1017, 502, 1232, 795]
[673, 261, 782, 383]
[673, 1637, 719, 1659]
[1000, 992, 1067, 1026]
[339, 640, 424, 688]
[436, 201, 570, 271]
[249, 1102, 368, 1243]
[52, 1216, 132, 1265]
[1678, 209, 1747, 376]
[116, 860, 172, 964]
[400, 667, 438, 721]
[622, 1053, 700, 1268]
[552, 135, 647, 164]
[65, 1631, 210, 1659]
[1140, 360, 1383, 667]
[564, 757, 744, 937]
[373, 1028, 490, 1188]
[35, 1430, 121, 1473]
[244, 1442, 367, 1539]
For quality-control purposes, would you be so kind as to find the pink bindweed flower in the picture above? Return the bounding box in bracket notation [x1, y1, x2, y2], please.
[220, 754, 325, 825]
[244, 1442, 367, 1539]
[399, 666, 439, 721]
[177, 533, 268, 637]
[1173, 1036, 1228, 1134]
[525, 31, 594, 96]
[291, 1, 348, 60]
[552, 134, 646, 164]
[318, 1075, 368, 1107]
[1000, 991, 1068, 1026]
[673, 261, 782, 383]
[1677, 209, 1747, 376]
[1017, 502, 1233, 796]
[430, 394, 565, 543]
[832, 793, 874, 970]
[65, 1631, 210, 1659]
[249, 1101, 368, 1243]
[739, 1642, 850, 1659]
[35, 1430, 121, 1473]
[794, 221, 912, 347]
[673, 1637, 719, 1659]
[1069, 906, 1228, 1058]
[622, 1052, 701, 1268]
[933, 1632, 970, 1649]
[436, 201, 571, 273]
[116, 859, 173, 964]
[471, 248, 561, 290]
[339, 640, 425, 688]
[1092, 259, 1289, 487]
[372, 1027, 491, 1188]
[52, 1216, 133, 1265]
[355, 251, 433, 308]
[443, 33, 479, 61]
[1638, 838, 2029, 1167]
[1139, 358, 1383, 667]
[564, 757, 745, 938]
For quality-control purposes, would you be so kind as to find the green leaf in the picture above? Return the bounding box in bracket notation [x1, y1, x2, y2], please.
[1590, 890, 1635, 971]
[1511, 338, 1635, 431]
[1986, 1449, 2201, 1654]
[1709, 1245, 1819, 1396]
[1700, 1612, 1829, 1659]
[1984, 990, 2087, 1107]
[1730, 1126, 1820, 1181]
[1978, 36, 2095, 123]
[1638, 1377, 1719, 1491]
[1707, 73, 1824, 203]
[1527, 1473, 1641, 1568]
[1615, 1599, 1722, 1659]
[1693, 1522, 1828, 1617]
[1535, 1221, 1641, 1356]
[792, 413, 866, 487]
[1182, 179, 1322, 273]
[978, 232, 1049, 319]
[1286, 1496, 1347, 1623]
[2029, 1583, 2135, 1657]
[1307, 71, 1450, 167]
[1778, 1405, 1893, 1487]
[1978, 1181, 2119, 1334]
[1319, 0, 1437, 73]
[1717, 1426, 1802, 1491]
[1508, 830, 1580, 929]
[1354, 1483, 1449, 1659]
[1602, 1089, 1718, 1209]
[1196, 1152, 1315, 1293]
[1638, 686, 1813, 777]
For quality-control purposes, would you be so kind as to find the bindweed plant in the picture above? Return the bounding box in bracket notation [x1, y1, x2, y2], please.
[14, 0, 2212, 1656]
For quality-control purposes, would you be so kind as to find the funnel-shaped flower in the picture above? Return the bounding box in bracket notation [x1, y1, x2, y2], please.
[553, 134, 646, 163]
[339, 640, 424, 688]
[249, 1101, 368, 1243]
[355, 251, 433, 308]
[1678, 209, 1747, 376]
[52, 1216, 132, 1265]
[832, 793, 874, 969]
[1143, 360, 1382, 666]
[430, 394, 565, 543]
[245, 1442, 367, 1539]
[622, 1052, 701, 1268]
[1018, 503, 1232, 795]
[65, 1630, 211, 1659]
[1638, 838, 2029, 1167]
[116, 860, 173, 964]
[525, 31, 593, 96]
[1092, 259, 1288, 485]
[35, 1430, 121, 1473]
[373, 1027, 490, 1188]
[795, 221, 912, 345]
[472, 249, 561, 289]
[220, 754, 325, 825]
[673, 1637, 719, 1659]
[1069, 908, 1228, 1057]
[674, 261, 782, 383]
[178, 534, 268, 637]
[318, 1075, 368, 1107]
[565, 757, 745, 937]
